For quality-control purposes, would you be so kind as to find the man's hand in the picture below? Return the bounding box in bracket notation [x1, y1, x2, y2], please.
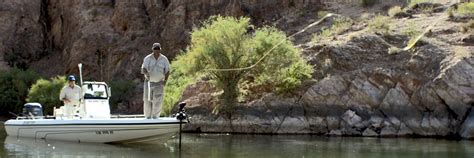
[143, 68, 150, 80]
[144, 72, 150, 80]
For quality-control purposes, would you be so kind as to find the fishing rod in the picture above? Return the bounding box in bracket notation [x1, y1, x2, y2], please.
[176, 102, 188, 152]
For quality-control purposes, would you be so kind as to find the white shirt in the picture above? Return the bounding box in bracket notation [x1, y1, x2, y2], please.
[59, 85, 81, 106]
[141, 53, 170, 82]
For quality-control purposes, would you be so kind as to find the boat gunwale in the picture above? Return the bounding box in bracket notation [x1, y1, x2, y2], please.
[4, 122, 186, 126]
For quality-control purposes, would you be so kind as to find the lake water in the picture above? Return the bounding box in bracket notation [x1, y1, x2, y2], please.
[1, 124, 474, 158]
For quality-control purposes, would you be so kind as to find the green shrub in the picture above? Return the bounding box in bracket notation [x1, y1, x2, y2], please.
[0, 68, 40, 115]
[108, 80, 136, 113]
[368, 15, 391, 34]
[388, 6, 403, 17]
[176, 16, 312, 114]
[162, 56, 193, 116]
[457, 2, 474, 16]
[27, 76, 66, 115]
[275, 60, 313, 94]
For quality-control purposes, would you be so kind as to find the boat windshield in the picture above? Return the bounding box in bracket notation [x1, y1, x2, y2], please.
[83, 84, 108, 99]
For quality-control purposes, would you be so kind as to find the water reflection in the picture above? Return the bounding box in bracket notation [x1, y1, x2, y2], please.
[3, 136, 177, 158]
[180, 134, 474, 158]
[0, 126, 473, 158]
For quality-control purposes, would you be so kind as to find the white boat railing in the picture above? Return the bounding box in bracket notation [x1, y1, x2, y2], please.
[110, 115, 146, 118]
[12, 114, 148, 120]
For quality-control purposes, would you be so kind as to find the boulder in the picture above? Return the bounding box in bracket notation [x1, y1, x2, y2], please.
[460, 109, 474, 139]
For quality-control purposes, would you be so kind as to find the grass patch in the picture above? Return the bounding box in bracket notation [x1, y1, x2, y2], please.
[402, 22, 422, 37]
[401, 21, 423, 51]
[312, 17, 352, 43]
[368, 15, 391, 34]
[457, 2, 474, 16]
[408, 0, 431, 8]
[388, 6, 403, 17]
[460, 19, 474, 33]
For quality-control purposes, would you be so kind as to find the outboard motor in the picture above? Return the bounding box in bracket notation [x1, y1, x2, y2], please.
[23, 103, 44, 119]
[176, 102, 187, 121]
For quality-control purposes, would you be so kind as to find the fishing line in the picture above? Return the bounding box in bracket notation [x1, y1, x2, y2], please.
[203, 1, 455, 71]
[204, 13, 337, 72]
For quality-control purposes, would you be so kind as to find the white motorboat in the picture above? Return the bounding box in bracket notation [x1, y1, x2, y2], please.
[4, 63, 188, 143]
[4, 117, 185, 144]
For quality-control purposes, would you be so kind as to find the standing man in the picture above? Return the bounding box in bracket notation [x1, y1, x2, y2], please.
[141, 43, 170, 119]
[59, 75, 81, 119]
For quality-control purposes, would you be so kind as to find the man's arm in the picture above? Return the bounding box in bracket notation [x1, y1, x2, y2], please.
[142, 68, 149, 80]
[141, 56, 150, 80]
[59, 88, 70, 103]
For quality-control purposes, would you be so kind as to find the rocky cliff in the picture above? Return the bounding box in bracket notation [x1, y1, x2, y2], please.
[0, 0, 321, 78]
[1, 1, 472, 138]
[180, 2, 474, 139]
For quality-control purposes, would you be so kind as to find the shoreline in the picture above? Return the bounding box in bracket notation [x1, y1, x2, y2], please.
[182, 131, 467, 141]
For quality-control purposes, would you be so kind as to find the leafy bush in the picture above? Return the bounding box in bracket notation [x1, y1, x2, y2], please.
[27, 76, 66, 115]
[275, 60, 313, 94]
[388, 6, 403, 17]
[175, 16, 312, 113]
[108, 80, 136, 113]
[0, 68, 40, 115]
[368, 15, 391, 34]
[162, 56, 193, 116]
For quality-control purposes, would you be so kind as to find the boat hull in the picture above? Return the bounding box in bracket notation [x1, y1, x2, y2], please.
[4, 118, 185, 144]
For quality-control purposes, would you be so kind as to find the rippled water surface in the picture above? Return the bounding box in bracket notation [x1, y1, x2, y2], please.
[1, 124, 473, 158]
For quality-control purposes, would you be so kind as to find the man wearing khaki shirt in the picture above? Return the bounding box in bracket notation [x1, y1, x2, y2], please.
[59, 75, 81, 119]
[141, 43, 170, 119]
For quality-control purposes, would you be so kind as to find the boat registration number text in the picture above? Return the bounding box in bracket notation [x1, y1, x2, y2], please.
[96, 130, 114, 135]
